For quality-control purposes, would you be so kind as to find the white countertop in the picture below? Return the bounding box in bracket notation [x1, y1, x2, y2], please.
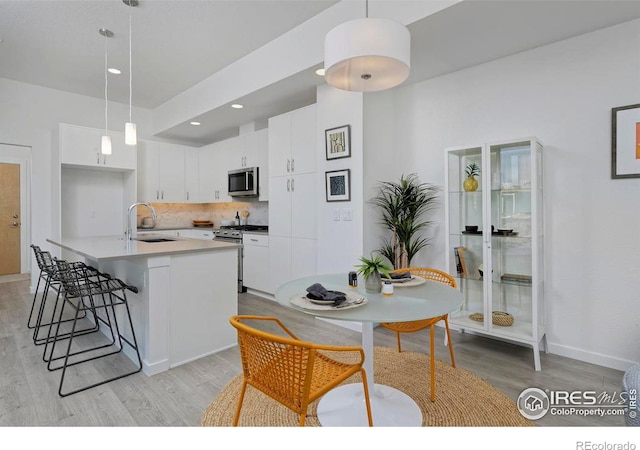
[47, 234, 240, 262]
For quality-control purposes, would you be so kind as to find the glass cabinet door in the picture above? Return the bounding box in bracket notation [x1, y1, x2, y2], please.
[488, 140, 534, 337]
[447, 146, 486, 330]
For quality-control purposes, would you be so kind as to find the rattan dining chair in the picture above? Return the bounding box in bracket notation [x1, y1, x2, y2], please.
[229, 315, 373, 426]
[379, 267, 457, 402]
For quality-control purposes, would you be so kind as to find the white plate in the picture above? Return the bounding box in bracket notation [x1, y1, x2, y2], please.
[290, 291, 368, 311]
[390, 275, 427, 288]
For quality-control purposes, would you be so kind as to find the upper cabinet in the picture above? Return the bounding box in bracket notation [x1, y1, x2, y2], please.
[269, 104, 316, 178]
[197, 128, 269, 203]
[59, 123, 136, 170]
[137, 141, 199, 203]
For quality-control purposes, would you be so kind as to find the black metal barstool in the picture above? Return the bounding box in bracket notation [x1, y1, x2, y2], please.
[46, 258, 143, 397]
[27, 245, 96, 347]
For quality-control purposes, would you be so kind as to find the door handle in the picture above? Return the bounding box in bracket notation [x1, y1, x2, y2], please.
[12, 222, 20, 227]
[287, 159, 290, 172]
[291, 158, 295, 172]
[291, 178, 294, 191]
[287, 179, 290, 192]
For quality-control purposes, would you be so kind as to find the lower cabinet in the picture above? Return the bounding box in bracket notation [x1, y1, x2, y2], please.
[268, 236, 316, 294]
[243, 233, 269, 293]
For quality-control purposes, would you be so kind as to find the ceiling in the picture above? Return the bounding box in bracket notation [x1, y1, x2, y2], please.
[2, 0, 640, 146]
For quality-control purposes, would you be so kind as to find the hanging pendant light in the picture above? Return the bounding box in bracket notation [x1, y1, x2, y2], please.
[324, 0, 410, 92]
[99, 28, 113, 155]
[124, 0, 138, 145]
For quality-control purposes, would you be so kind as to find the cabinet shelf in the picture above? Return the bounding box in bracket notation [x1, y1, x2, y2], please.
[446, 137, 545, 371]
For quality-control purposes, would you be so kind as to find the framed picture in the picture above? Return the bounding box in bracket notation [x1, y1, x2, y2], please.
[611, 103, 640, 178]
[325, 125, 351, 160]
[325, 169, 351, 202]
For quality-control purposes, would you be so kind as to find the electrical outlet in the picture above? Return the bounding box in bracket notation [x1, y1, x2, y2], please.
[333, 209, 340, 221]
[89, 210, 97, 219]
[341, 208, 353, 221]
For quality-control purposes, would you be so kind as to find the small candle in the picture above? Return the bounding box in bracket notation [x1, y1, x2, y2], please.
[382, 281, 394, 296]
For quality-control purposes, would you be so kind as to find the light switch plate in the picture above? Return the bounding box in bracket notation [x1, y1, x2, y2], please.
[333, 209, 340, 221]
[341, 208, 353, 221]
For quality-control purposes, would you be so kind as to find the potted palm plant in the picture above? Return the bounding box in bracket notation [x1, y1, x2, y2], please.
[371, 173, 439, 269]
[355, 254, 392, 294]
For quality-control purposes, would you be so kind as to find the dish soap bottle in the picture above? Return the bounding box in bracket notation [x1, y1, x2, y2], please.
[235, 211, 240, 226]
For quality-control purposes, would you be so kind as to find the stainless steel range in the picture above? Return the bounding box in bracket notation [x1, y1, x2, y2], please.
[213, 225, 268, 293]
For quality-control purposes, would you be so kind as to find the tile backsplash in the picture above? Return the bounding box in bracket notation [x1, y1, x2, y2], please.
[137, 200, 268, 228]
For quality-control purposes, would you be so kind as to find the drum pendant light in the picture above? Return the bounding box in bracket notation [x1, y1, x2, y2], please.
[99, 28, 113, 155]
[124, 0, 138, 145]
[324, 0, 410, 92]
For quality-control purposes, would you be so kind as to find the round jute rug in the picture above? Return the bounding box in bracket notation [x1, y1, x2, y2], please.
[201, 346, 533, 427]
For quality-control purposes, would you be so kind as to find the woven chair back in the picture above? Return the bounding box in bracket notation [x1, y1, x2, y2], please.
[392, 267, 457, 288]
[231, 317, 315, 411]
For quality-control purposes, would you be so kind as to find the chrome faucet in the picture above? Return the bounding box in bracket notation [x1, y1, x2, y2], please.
[126, 202, 157, 241]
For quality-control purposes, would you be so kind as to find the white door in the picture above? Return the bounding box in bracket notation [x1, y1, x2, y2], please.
[157, 144, 185, 202]
[268, 235, 292, 294]
[290, 173, 316, 240]
[184, 150, 199, 202]
[60, 124, 102, 167]
[268, 177, 291, 237]
[290, 104, 317, 175]
[137, 140, 160, 202]
[268, 112, 292, 178]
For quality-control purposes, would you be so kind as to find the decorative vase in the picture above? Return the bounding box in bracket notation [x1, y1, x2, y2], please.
[364, 270, 382, 294]
[463, 176, 478, 192]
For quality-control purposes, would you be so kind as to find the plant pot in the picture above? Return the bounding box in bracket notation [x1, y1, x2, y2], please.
[364, 270, 382, 294]
[463, 176, 478, 192]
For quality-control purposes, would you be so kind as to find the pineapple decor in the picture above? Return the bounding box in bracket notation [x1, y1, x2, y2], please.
[463, 162, 480, 192]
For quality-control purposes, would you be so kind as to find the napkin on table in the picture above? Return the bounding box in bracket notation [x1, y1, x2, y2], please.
[306, 283, 346, 304]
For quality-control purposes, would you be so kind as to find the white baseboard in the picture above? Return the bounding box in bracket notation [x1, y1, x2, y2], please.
[546, 342, 636, 372]
[245, 288, 275, 301]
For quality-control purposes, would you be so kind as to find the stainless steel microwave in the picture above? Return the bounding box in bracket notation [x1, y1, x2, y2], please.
[228, 167, 259, 197]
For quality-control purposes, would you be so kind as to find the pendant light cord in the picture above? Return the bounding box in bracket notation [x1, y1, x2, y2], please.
[104, 34, 108, 135]
[128, 6, 132, 123]
[365, 0, 368, 18]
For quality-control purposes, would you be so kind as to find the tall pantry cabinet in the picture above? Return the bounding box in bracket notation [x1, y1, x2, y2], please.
[268, 104, 317, 294]
[445, 137, 545, 370]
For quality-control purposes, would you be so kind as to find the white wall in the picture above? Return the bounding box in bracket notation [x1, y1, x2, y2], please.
[366, 19, 640, 370]
[0, 78, 153, 290]
[316, 84, 364, 274]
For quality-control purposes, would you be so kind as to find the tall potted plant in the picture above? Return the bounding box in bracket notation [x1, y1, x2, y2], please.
[371, 173, 439, 269]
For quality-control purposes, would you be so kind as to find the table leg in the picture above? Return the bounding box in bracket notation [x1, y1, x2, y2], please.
[316, 322, 423, 426]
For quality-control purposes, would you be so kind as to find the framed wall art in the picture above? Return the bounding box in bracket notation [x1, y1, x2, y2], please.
[325, 169, 351, 202]
[325, 125, 351, 160]
[611, 103, 640, 178]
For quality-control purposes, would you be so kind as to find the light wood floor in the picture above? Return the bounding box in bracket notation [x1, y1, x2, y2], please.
[0, 276, 626, 428]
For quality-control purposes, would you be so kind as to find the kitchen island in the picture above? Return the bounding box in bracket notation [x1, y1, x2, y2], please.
[47, 234, 239, 375]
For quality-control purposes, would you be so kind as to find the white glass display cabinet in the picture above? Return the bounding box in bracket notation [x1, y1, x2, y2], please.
[445, 137, 545, 370]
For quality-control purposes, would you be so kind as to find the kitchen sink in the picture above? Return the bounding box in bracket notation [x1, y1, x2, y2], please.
[134, 237, 177, 243]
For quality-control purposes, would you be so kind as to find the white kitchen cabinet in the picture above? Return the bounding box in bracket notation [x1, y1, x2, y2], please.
[445, 137, 545, 370]
[182, 229, 214, 240]
[268, 235, 316, 294]
[243, 233, 269, 293]
[184, 151, 199, 202]
[268, 104, 316, 178]
[198, 140, 230, 203]
[59, 123, 136, 170]
[267, 104, 317, 294]
[138, 141, 198, 203]
[244, 129, 269, 201]
[157, 143, 185, 202]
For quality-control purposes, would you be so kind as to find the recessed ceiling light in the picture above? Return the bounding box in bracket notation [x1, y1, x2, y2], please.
[190, 121, 201, 126]
[315, 68, 325, 76]
[108, 68, 121, 74]
[231, 104, 243, 109]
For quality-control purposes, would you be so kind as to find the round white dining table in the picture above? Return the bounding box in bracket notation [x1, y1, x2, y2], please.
[274, 273, 463, 427]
